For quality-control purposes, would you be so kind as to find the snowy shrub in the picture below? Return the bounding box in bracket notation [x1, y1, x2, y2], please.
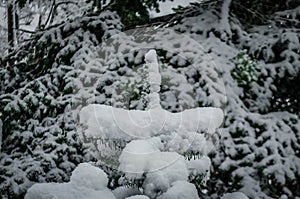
[171, 2, 300, 198]
[0, 10, 122, 198]
[231, 50, 260, 88]
[77, 49, 224, 198]
[23, 48, 224, 199]
[1, 8, 225, 197]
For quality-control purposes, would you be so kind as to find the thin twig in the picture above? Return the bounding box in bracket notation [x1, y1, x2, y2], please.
[44, 0, 56, 28]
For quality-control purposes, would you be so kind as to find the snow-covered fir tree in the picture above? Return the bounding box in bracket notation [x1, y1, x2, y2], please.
[0, 0, 299, 198]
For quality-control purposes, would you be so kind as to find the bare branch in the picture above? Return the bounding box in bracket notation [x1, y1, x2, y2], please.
[44, 0, 56, 29]
[15, 28, 36, 34]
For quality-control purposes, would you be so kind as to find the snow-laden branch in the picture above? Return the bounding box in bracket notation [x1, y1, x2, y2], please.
[220, 0, 232, 38]
[145, 49, 161, 109]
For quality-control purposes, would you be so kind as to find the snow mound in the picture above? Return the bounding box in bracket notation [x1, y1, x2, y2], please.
[186, 156, 211, 184]
[70, 162, 108, 190]
[119, 138, 188, 180]
[159, 181, 199, 199]
[126, 196, 150, 199]
[25, 163, 115, 199]
[221, 192, 249, 199]
[113, 186, 142, 199]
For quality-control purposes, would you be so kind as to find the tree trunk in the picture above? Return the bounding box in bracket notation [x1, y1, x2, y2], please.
[14, 5, 19, 44]
[7, 3, 14, 53]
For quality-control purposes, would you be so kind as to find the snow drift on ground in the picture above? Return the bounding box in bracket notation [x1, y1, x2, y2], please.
[25, 163, 116, 199]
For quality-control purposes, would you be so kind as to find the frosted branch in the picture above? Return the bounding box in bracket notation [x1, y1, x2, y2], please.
[144, 50, 161, 109]
[220, 0, 232, 38]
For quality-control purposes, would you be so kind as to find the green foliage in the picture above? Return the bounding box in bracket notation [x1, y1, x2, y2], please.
[231, 50, 260, 88]
[106, 0, 149, 27]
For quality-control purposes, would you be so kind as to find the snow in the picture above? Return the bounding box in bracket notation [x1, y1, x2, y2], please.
[186, 156, 211, 180]
[70, 163, 108, 190]
[145, 49, 159, 65]
[26, 183, 115, 199]
[78, 49, 223, 182]
[126, 196, 150, 199]
[80, 104, 223, 140]
[149, 0, 202, 18]
[145, 50, 161, 109]
[25, 160, 197, 199]
[219, 0, 232, 38]
[159, 181, 199, 199]
[0, 7, 7, 56]
[20, 12, 40, 33]
[113, 186, 142, 199]
[221, 192, 249, 199]
[77, 49, 223, 198]
[119, 138, 188, 179]
[0, 7, 5, 28]
[3, 1, 299, 198]
[143, 155, 188, 188]
[25, 163, 115, 199]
